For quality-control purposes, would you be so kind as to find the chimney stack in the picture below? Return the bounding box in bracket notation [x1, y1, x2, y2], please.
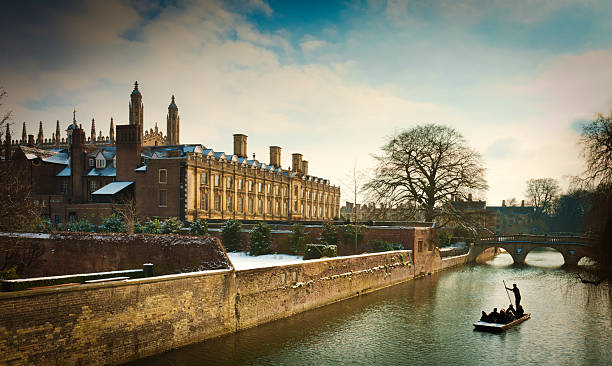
[502, 200, 506, 207]
[292, 153, 303, 173]
[27, 135, 35, 147]
[233, 134, 247, 158]
[269, 146, 281, 167]
[70, 128, 86, 202]
[302, 160, 308, 175]
[116, 124, 141, 181]
[521, 200, 525, 207]
[468, 193, 473, 201]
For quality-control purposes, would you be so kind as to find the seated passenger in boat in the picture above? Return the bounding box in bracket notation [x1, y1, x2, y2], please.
[489, 308, 500, 323]
[499, 309, 507, 323]
[506, 305, 516, 320]
[480, 310, 492, 322]
[515, 305, 525, 318]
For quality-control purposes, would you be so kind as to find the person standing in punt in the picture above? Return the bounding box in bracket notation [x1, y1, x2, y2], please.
[505, 283, 521, 308]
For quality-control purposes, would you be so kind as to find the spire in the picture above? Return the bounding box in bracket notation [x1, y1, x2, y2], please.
[21, 122, 26, 144]
[91, 118, 96, 143]
[131, 81, 141, 96]
[4, 124, 11, 161]
[109, 117, 115, 144]
[166, 94, 179, 145]
[129, 81, 143, 145]
[55, 120, 60, 146]
[73, 109, 77, 124]
[37, 121, 44, 146]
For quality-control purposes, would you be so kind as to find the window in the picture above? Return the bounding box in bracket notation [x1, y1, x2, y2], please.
[258, 182, 263, 193]
[418, 240, 423, 253]
[283, 202, 287, 215]
[96, 158, 105, 169]
[159, 169, 167, 184]
[267, 183, 271, 194]
[275, 185, 280, 195]
[294, 186, 298, 195]
[89, 159, 94, 167]
[238, 178, 243, 190]
[200, 191, 208, 210]
[313, 206, 317, 217]
[284, 187, 288, 196]
[227, 194, 233, 212]
[249, 197, 254, 213]
[276, 201, 280, 215]
[215, 193, 221, 211]
[89, 180, 97, 193]
[258, 198, 263, 214]
[201, 172, 208, 185]
[54, 215, 61, 225]
[238, 197, 244, 212]
[113, 156, 116, 168]
[227, 177, 233, 189]
[214, 175, 220, 187]
[308, 191, 311, 200]
[159, 189, 168, 207]
[267, 199, 272, 214]
[248, 180, 254, 192]
[61, 180, 68, 195]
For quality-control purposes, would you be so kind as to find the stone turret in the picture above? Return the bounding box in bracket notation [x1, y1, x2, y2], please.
[21, 122, 26, 145]
[37, 121, 43, 146]
[91, 118, 96, 143]
[109, 117, 115, 144]
[129, 81, 143, 145]
[4, 123, 11, 161]
[166, 95, 179, 145]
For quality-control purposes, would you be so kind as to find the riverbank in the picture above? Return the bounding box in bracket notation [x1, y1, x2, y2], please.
[130, 250, 610, 366]
[0, 240, 493, 366]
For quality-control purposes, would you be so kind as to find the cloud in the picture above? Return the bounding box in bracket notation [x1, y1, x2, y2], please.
[484, 138, 515, 160]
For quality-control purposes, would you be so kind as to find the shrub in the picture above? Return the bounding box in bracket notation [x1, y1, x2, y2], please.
[101, 213, 126, 233]
[249, 222, 271, 256]
[0, 266, 19, 280]
[221, 219, 242, 252]
[190, 219, 208, 235]
[368, 239, 403, 252]
[133, 221, 143, 233]
[141, 218, 164, 234]
[290, 223, 308, 254]
[340, 224, 365, 247]
[303, 244, 337, 260]
[33, 218, 54, 233]
[319, 222, 338, 246]
[436, 230, 453, 247]
[65, 218, 93, 232]
[162, 217, 184, 234]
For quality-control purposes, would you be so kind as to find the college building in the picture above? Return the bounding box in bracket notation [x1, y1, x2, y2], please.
[4, 82, 341, 224]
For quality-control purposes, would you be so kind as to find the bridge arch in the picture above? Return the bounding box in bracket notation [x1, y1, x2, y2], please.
[522, 246, 566, 267]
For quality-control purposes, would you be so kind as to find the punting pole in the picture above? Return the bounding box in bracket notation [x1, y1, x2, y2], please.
[503, 280, 513, 306]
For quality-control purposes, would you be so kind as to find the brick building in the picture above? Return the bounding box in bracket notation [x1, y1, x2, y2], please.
[4, 82, 341, 224]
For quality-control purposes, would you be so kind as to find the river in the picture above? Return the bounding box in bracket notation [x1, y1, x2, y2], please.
[130, 249, 611, 365]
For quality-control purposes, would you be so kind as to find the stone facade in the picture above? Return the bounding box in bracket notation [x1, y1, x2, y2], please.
[3, 81, 341, 224]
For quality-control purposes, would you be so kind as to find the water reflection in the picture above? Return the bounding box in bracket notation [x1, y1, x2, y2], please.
[130, 251, 611, 366]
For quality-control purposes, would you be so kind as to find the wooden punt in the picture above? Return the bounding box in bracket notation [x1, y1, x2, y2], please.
[473, 313, 531, 332]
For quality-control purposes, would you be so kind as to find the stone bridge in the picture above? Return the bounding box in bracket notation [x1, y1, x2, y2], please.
[469, 234, 594, 266]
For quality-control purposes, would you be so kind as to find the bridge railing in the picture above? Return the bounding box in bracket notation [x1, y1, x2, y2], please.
[476, 234, 593, 245]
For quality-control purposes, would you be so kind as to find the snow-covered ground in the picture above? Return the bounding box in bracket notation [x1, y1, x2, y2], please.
[226, 252, 304, 270]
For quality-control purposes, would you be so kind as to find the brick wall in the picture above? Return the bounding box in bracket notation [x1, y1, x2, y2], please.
[0, 233, 231, 278]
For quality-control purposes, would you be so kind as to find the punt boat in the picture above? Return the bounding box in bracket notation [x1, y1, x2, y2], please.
[473, 313, 531, 332]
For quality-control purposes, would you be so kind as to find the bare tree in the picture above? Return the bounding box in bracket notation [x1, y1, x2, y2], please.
[0, 87, 11, 140]
[365, 124, 488, 224]
[116, 199, 138, 234]
[580, 111, 612, 185]
[525, 178, 560, 217]
[340, 163, 368, 250]
[506, 197, 518, 206]
[578, 112, 612, 285]
[0, 88, 39, 231]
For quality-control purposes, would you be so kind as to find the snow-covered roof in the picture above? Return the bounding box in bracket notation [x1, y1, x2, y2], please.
[43, 152, 69, 165]
[87, 166, 116, 177]
[135, 165, 147, 172]
[92, 181, 134, 195]
[56, 166, 71, 177]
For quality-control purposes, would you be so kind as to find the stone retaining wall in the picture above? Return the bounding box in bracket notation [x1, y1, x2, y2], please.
[0, 233, 231, 278]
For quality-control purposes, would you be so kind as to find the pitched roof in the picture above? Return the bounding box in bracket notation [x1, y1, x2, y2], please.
[91, 181, 134, 195]
[56, 166, 71, 177]
[87, 165, 116, 177]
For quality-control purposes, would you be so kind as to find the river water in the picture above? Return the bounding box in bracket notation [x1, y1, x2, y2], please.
[131, 249, 611, 365]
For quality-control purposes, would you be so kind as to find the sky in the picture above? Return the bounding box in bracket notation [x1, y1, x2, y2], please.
[2, 0, 612, 206]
